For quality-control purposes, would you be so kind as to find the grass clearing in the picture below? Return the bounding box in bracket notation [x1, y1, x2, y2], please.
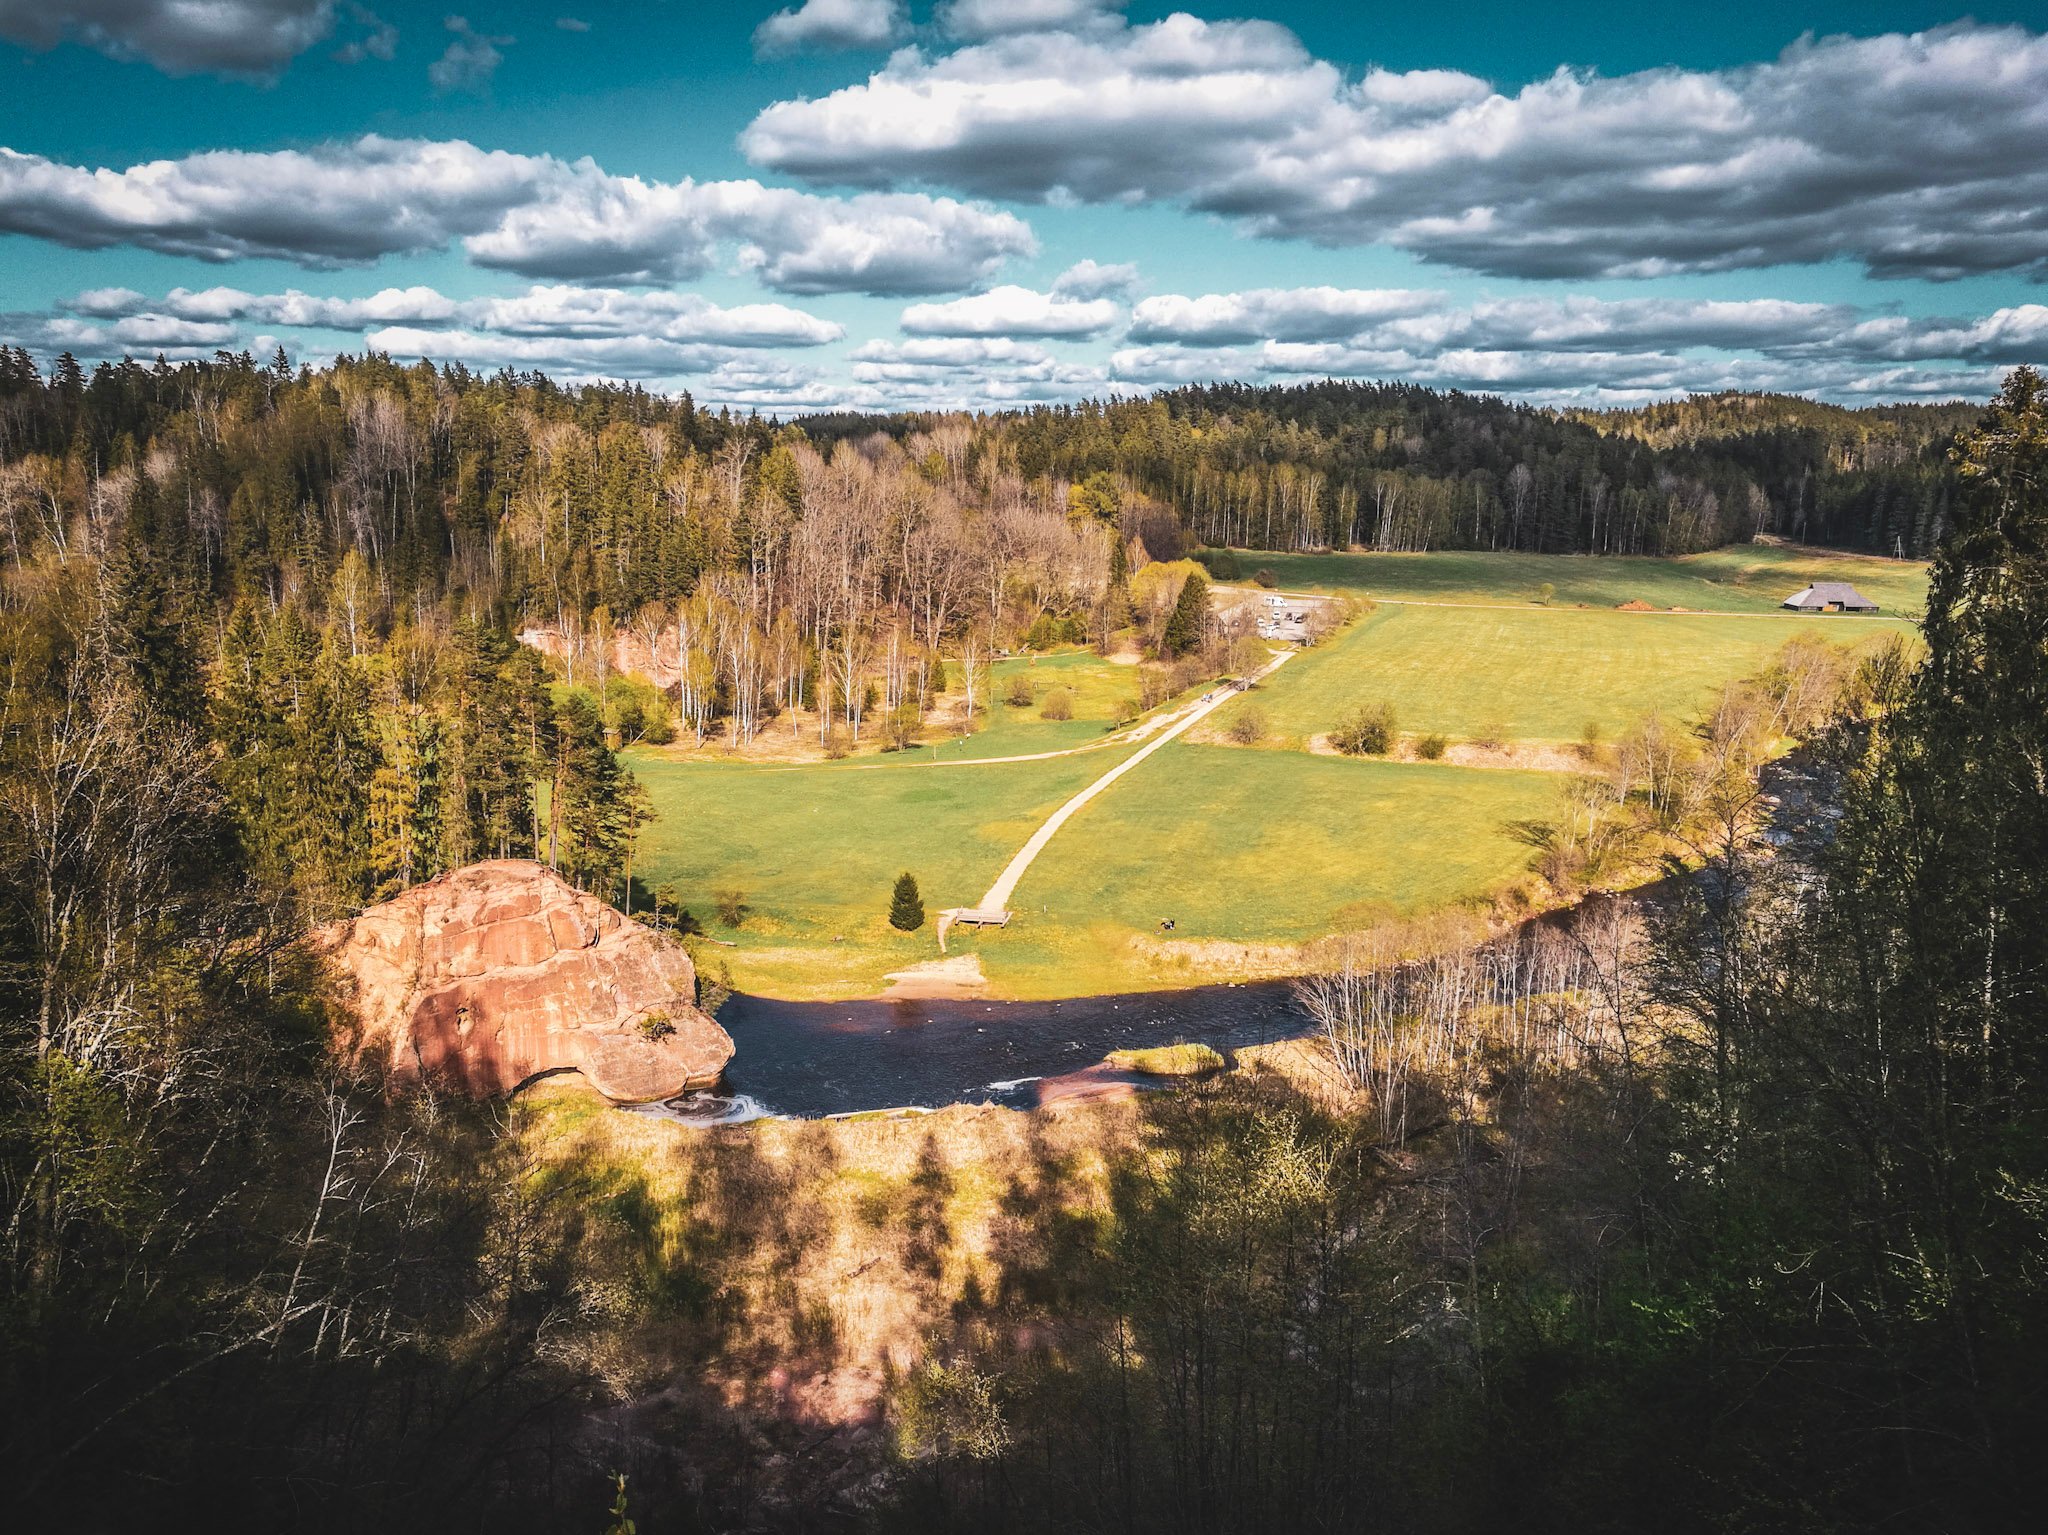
[1233, 544, 1931, 615]
[1246, 602, 1916, 745]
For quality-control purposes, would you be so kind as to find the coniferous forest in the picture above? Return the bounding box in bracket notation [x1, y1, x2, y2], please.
[0, 343, 2043, 1531]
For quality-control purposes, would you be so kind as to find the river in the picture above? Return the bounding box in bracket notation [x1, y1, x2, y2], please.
[637, 979, 1310, 1122]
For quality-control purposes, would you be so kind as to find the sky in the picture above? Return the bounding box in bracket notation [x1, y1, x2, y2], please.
[2, 0, 2046, 411]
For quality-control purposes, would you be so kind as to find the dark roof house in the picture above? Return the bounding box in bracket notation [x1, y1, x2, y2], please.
[1783, 582, 1879, 613]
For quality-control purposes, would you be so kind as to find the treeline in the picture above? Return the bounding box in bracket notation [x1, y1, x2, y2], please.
[817, 380, 1970, 557]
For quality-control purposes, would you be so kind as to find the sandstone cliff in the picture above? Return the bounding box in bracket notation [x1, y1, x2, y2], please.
[314, 860, 732, 1102]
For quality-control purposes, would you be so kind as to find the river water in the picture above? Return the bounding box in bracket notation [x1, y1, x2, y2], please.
[639, 980, 1310, 1121]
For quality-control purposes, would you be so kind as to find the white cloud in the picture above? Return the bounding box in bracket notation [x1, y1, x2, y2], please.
[900, 283, 1120, 337]
[754, 0, 903, 57]
[0, 136, 1036, 294]
[430, 15, 511, 94]
[64, 282, 844, 348]
[0, 0, 347, 77]
[743, 15, 2048, 281]
[1051, 259, 1138, 300]
[938, 0, 1124, 40]
[1129, 287, 1443, 345]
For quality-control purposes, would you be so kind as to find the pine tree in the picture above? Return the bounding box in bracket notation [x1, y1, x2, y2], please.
[1162, 569, 1209, 657]
[889, 871, 925, 931]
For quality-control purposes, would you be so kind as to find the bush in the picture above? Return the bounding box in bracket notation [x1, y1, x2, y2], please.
[1040, 688, 1074, 721]
[1414, 732, 1449, 760]
[1225, 706, 1267, 745]
[714, 887, 749, 927]
[1331, 701, 1398, 756]
[639, 707, 676, 745]
[1252, 568, 1277, 589]
[1199, 548, 1242, 580]
[1004, 672, 1037, 707]
[636, 1011, 675, 1041]
[824, 726, 852, 759]
[1470, 719, 1507, 751]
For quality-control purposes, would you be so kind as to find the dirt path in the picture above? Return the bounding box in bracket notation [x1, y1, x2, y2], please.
[970, 650, 1294, 914]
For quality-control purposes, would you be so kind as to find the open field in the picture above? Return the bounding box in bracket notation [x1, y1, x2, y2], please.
[1231, 543, 1931, 615]
[1231, 602, 1916, 747]
[629, 547, 1931, 1001]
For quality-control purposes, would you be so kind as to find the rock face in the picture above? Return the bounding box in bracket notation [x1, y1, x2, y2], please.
[314, 860, 732, 1102]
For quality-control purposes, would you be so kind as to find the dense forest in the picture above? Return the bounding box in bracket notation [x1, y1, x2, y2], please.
[814, 380, 1973, 557]
[0, 342, 2041, 1530]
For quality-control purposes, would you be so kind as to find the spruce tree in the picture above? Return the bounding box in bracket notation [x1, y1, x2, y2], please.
[1162, 570, 1209, 657]
[889, 871, 925, 931]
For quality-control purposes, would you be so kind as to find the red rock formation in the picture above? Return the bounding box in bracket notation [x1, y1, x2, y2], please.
[314, 860, 732, 1102]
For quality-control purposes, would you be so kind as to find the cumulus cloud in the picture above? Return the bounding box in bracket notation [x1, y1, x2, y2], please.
[64, 282, 844, 347]
[1129, 287, 1443, 345]
[743, 15, 2048, 281]
[938, 0, 1124, 40]
[754, 0, 903, 57]
[0, 136, 1036, 294]
[899, 283, 1120, 337]
[1051, 259, 1139, 300]
[430, 15, 511, 93]
[0, 0, 354, 77]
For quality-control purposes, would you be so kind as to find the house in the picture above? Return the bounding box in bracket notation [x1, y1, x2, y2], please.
[1782, 582, 1879, 613]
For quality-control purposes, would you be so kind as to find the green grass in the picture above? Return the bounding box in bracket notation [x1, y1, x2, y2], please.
[908, 649, 1148, 760]
[1244, 602, 1915, 746]
[1230, 544, 1931, 615]
[1107, 1043, 1225, 1075]
[627, 745, 1137, 996]
[1003, 745, 1555, 942]
[624, 548, 1931, 1001]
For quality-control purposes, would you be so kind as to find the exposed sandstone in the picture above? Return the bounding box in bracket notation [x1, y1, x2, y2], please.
[314, 860, 732, 1102]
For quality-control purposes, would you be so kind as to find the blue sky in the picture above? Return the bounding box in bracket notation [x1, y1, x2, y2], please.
[3, 0, 2045, 409]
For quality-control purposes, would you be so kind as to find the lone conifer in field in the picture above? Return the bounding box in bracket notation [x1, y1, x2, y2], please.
[889, 871, 926, 931]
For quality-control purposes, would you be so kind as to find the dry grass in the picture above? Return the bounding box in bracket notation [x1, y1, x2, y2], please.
[1106, 1042, 1226, 1076]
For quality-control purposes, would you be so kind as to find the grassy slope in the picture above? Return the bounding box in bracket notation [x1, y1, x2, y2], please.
[909, 649, 1148, 760]
[1244, 603, 1911, 745]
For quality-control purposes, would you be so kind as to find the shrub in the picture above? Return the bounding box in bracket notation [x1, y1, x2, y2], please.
[889, 871, 925, 932]
[714, 887, 749, 927]
[1023, 613, 1058, 650]
[636, 1011, 675, 1042]
[1225, 706, 1267, 745]
[639, 707, 676, 745]
[824, 726, 852, 759]
[1470, 719, 1507, 751]
[1040, 688, 1074, 721]
[1004, 673, 1037, 707]
[1252, 568, 1277, 589]
[881, 701, 921, 750]
[1415, 732, 1449, 760]
[1200, 548, 1242, 580]
[1331, 701, 1399, 756]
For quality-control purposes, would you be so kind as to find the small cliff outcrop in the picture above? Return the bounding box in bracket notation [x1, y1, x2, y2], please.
[314, 860, 732, 1102]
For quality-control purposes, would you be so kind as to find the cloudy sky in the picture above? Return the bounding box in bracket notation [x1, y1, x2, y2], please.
[2, 0, 2045, 410]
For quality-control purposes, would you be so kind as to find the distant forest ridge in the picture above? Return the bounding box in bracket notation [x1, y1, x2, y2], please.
[806, 379, 1977, 559]
[0, 350, 1970, 619]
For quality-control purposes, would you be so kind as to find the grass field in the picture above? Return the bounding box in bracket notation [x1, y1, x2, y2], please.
[910, 648, 1148, 760]
[627, 546, 1931, 1001]
[1233, 544, 1931, 615]
[1235, 602, 1913, 746]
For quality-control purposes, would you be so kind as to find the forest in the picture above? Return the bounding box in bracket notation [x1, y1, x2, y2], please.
[0, 342, 2041, 1530]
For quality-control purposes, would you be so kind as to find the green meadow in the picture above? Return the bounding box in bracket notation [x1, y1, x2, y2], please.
[1233, 543, 1931, 614]
[1236, 602, 1914, 746]
[630, 548, 1931, 1000]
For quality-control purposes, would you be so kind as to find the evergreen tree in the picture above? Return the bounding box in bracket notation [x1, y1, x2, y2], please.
[889, 871, 925, 931]
[1161, 569, 1209, 657]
